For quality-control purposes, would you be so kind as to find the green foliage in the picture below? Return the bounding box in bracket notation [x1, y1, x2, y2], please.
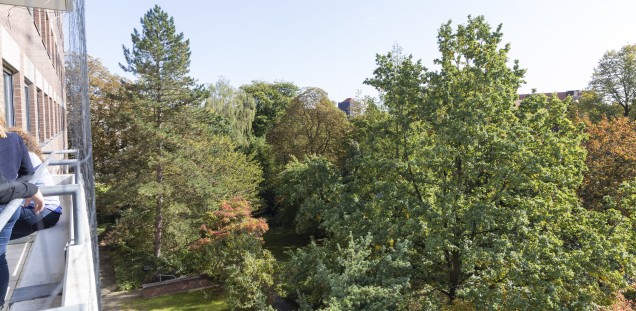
[110, 247, 151, 291]
[274, 156, 342, 233]
[240, 81, 299, 137]
[119, 4, 211, 258]
[192, 234, 277, 310]
[225, 250, 277, 311]
[185, 199, 276, 310]
[91, 9, 636, 310]
[67, 55, 133, 222]
[78, 56, 132, 181]
[284, 234, 412, 311]
[267, 87, 352, 165]
[105, 133, 263, 265]
[568, 90, 623, 122]
[283, 16, 634, 309]
[589, 44, 636, 118]
[243, 135, 278, 215]
[238, 80, 298, 214]
[206, 79, 256, 146]
[262, 227, 312, 261]
[103, 6, 264, 294]
[122, 288, 228, 311]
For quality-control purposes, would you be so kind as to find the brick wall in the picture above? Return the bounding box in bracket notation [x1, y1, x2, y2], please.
[142, 276, 213, 298]
[0, 5, 66, 150]
[26, 84, 36, 135]
[12, 71, 24, 127]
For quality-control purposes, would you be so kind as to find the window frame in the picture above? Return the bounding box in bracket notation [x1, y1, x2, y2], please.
[3, 69, 15, 127]
[24, 80, 33, 133]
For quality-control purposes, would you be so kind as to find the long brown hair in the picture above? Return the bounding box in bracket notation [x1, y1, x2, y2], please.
[8, 127, 44, 161]
[0, 115, 7, 138]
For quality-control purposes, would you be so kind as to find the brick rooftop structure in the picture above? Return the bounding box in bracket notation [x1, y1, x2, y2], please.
[518, 90, 582, 101]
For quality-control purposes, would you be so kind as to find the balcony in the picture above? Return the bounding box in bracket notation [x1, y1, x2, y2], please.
[1, 150, 99, 311]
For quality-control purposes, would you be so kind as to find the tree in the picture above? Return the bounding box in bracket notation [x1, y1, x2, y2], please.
[119, 5, 210, 258]
[284, 16, 634, 309]
[580, 116, 636, 210]
[66, 55, 133, 220]
[191, 198, 276, 310]
[567, 90, 623, 122]
[267, 87, 352, 165]
[103, 131, 263, 281]
[274, 156, 342, 233]
[284, 234, 412, 310]
[240, 81, 298, 137]
[83, 56, 131, 179]
[589, 44, 636, 118]
[206, 79, 256, 146]
[196, 197, 269, 243]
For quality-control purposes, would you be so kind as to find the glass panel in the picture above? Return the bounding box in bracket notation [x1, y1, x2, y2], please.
[36, 89, 42, 142]
[25, 83, 31, 132]
[3, 71, 14, 127]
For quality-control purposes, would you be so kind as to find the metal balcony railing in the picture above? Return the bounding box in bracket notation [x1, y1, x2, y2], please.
[0, 150, 98, 311]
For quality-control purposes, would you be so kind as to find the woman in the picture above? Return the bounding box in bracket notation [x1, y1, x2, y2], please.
[8, 128, 61, 239]
[0, 123, 44, 309]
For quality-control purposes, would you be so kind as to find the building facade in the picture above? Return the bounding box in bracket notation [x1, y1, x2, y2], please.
[0, 4, 66, 151]
[518, 90, 582, 101]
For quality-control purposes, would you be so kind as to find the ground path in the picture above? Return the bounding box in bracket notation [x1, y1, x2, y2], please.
[99, 246, 142, 310]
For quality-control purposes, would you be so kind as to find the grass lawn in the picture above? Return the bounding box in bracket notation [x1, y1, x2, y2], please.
[121, 288, 228, 311]
[262, 226, 312, 261]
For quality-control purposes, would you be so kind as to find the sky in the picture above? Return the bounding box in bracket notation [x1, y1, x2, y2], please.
[84, 0, 636, 102]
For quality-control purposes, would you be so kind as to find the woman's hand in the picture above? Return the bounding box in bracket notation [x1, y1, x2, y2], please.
[24, 190, 45, 213]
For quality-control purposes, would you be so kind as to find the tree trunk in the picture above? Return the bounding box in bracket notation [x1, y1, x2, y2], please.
[153, 106, 164, 258]
[448, 249, 461, 302]
[153, 157, 163, 258]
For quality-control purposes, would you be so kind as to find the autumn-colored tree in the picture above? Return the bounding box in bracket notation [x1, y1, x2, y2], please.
[580, 116, 636, 210]
[66, 55, 132, 181]
[267, 87, 352, 165]
[196, 196, 268, 246]
[191, 197, 276, 310]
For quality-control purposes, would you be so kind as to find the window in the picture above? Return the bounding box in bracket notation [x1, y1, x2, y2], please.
[25, 81, 32, 133]
[3, 70, 14, 127]
[37, 88, 42, 142]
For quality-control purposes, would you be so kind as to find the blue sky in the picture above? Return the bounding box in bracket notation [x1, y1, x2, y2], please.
[85, 0, 636, 102]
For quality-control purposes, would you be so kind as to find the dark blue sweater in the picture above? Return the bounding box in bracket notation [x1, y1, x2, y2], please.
[0, 176, 37, 204]
[0, 133, 34, 182]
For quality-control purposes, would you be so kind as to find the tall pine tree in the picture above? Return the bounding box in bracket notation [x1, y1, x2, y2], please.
[120, 5, 209, 258]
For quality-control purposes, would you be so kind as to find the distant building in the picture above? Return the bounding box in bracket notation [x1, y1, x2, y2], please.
[338, 97, 366, 116]
[518, 90, 582, 102]
[338, 98, 353, 115]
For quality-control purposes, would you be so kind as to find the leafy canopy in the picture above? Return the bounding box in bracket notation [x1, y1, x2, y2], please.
[282, 16, 635, 310]
[589, 44, 636, 118]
